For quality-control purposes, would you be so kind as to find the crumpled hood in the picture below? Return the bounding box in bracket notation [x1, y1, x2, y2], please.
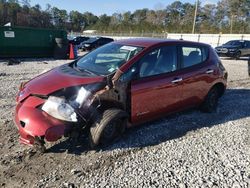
[18, 64, 105, 102]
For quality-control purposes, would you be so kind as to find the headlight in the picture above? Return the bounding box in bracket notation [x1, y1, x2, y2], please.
[84, 44, 90, 47]
[229, 49, 236, 52]
[42, 96, 77, 122]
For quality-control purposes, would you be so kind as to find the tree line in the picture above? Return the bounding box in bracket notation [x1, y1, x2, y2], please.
[0, 0, 249, 34]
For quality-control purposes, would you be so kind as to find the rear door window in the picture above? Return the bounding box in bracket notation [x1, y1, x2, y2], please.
[181, 46, 208, 68]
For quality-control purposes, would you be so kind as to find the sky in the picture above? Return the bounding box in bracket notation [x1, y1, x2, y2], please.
[29, 0, 218, 16]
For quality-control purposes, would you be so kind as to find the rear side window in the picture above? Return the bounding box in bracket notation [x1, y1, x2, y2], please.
[181, 46, 208, 68]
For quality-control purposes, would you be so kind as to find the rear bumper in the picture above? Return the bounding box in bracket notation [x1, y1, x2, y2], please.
[14, 97, 70, 145]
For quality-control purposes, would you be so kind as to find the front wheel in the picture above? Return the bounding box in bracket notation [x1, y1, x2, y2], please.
[200, 87, 220, 113]
[89, 108, 128, 148]
[234, 51, 241, 60]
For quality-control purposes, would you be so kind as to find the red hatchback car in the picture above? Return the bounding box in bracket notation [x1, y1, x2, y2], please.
[15, 39, 227, 150]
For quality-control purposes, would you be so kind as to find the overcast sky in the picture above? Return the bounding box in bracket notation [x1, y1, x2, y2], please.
[29, 0, 218, 16]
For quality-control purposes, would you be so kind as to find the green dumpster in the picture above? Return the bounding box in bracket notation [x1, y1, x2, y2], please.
[0, 26, 67, 58]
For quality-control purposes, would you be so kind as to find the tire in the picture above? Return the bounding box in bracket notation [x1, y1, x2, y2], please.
[200, 87, 220, 113]
[234, 51, 241, 60]
[89, 108, 128, 148]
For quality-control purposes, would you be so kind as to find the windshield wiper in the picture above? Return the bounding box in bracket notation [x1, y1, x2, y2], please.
[82, 68, 97, 76]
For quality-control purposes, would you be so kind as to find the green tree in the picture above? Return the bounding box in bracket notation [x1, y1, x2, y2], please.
[200, 4, 217, 33]
[51, 7, 68, 29]
[69, 10, 86, 31]
[0, 0, 249, 33]
[20, 0, 30, 7]
[82, 11, 98, 28]
[216, 0, 250, 33]
[93, 14, 110, 31]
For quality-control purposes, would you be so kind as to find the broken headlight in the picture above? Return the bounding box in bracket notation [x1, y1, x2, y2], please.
[42, 96, 77, 122]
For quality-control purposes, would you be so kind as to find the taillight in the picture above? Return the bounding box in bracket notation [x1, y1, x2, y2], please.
[218, 61, 226, 71]
[224, 72, 228, 80]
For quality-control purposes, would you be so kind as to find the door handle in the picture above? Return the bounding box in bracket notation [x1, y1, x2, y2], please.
[171, 78, 183, 84]
[206, 69, 214, 74]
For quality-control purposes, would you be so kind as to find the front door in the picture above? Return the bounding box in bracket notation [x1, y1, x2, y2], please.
[130, 45, 183, 124]
[241, 41, 250, 56]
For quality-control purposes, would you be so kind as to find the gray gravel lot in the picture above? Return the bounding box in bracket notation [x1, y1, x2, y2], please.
[0, 57, 249, 188]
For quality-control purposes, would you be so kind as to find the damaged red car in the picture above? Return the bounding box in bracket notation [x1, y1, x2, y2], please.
[14, 39, 227, 150]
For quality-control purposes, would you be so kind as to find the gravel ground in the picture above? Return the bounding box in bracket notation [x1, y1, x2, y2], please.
[0, 57, 249, 188]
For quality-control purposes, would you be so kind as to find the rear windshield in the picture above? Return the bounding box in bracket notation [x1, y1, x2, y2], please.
[76, 43, 144, 75]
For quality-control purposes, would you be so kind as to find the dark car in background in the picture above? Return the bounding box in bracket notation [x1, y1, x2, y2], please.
[69, 36, 89, 45]
[79, 37, 114, 51]
[215, 40, 250, 59]
[14, 39, 227, 150]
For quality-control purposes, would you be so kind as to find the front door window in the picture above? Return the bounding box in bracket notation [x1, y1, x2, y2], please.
[139, 46, 177, 78]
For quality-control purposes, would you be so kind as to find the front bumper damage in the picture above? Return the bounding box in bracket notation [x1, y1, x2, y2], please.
[14, 67, 121, 149]
[14, 83, 104, 149]
[15, 96, 72, 146]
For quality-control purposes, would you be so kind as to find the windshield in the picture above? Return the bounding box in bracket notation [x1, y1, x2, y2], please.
[224, 40, 243, 46]
[76, 43, 144, 75]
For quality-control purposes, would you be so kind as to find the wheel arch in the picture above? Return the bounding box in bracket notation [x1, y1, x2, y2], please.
[98, 99, 125, 112]
[210, 82, 226, 97]
[89, 107, 128, 148]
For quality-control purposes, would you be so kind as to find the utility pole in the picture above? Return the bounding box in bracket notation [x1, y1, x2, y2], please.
[192, 0, 199, 34]
[230, 14, 234, 34]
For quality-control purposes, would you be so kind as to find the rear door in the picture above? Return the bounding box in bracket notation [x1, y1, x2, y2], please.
[241, 41, 250, 56]
[178, 45, 214, 108]
[130, 45, 183, 124]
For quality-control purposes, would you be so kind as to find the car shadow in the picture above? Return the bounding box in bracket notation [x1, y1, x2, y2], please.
[47, 88, 250, 154]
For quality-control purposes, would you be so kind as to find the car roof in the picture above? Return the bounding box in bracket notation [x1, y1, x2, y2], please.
[227, 40, 250, 42]
[84, 36, 113, 43]
[114, 38, 210, 48]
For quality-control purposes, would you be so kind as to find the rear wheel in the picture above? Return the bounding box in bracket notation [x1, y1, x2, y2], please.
[89, 108, 127, 148]
[200, 87, 220, 113]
